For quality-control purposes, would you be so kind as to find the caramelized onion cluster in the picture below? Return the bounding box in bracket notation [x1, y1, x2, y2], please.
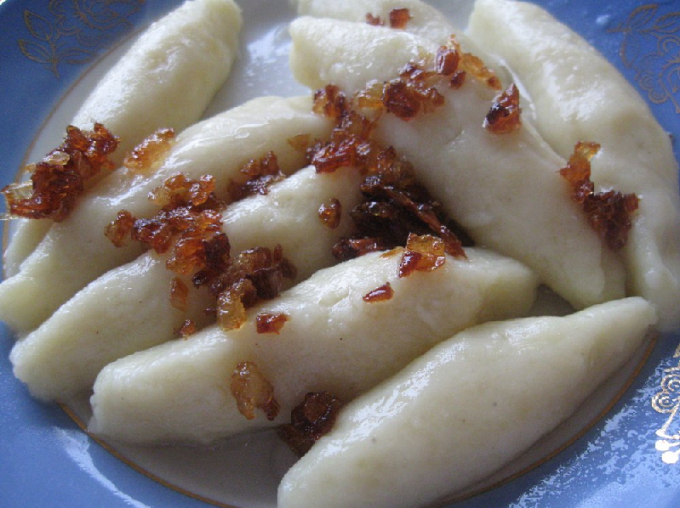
[2, 124, 119, 221]
[309, 84, 469, 262]
[278, 391, 344, 457]
[107, 172, 296, 334]
[560, 142, 639, 251]
[227, 151, 285, 201]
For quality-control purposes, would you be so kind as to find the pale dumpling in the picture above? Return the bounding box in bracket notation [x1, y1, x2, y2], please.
[10, 166, 363, 401]
[468, 0, 680, 330]
[293, 0, 467, 40]
[72, 0, 242, 165]
[89, 248, 539, 445]
[4, 0, 243, 277]
[278, 297, 656, 508]
[289, 17, 626, 309]
[0, 96, 333, 334]
[290, 0, 507, 82]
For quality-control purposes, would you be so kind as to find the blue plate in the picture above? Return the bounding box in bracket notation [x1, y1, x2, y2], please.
[2, 0, 680, 507]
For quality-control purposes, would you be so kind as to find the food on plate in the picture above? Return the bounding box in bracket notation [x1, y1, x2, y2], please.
[3, 0, 243, 277]
[10, 165, 364, 401]
[0, 96, 333, 334]
[468, 0, 680, 330]
[89, 247, 538, 444]
[2, 0, 679, 505]
[289, 17, 627, 309]
[278, 297, 657, 508]
[293, 0, 462, 43]
[72, 0, 242, 165]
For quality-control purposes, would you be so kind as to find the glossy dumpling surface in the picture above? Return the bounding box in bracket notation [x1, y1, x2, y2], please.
[278, 297, 656, 508]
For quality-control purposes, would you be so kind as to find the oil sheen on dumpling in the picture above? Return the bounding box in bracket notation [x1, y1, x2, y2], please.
[468, 0, 680, 330]
[4, 0, 243, 278]
[10, 166, 363, 401]
[0, 96, 333, 334]
[278, 297, 656, 508]
[289, 18, 626, 309]
[89, 248, 539, 445]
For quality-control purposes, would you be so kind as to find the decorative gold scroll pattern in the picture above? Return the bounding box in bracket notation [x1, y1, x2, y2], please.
[653, 342, 680, 464]
[609, 4, 680, 113]
[609, 3, 680, 465]
[18, 0, 145, 78]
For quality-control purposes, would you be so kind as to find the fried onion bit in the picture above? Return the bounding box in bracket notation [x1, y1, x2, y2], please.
[559, 142, 639, 251]
[230, 361, 280, 421]
[365, 8, 411, 28]
[2, 123, 119, 221]
[123, 128, 175, 173]
[278, 392, 344, 457]
[398, 233, 448, 278]
[388, 8, 411, 29]
[318, 198, 342, 229]
[227, 151, 285, 201]
[255, 312, 290, 334]
[484, 84, 522, 134]
[363, 282, 394, 303]
[309, 80, 469, 261]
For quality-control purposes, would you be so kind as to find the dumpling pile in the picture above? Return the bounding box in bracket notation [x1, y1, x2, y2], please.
[2, 0, 678, 507]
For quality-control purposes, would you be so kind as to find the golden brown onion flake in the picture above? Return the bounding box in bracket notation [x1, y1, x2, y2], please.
[206, 245, 297, 332]
[108, 174, 226, 264]
[315, 34, 504, 125]
[310, 85, 469, 261]
[278, 392, 344, 457]
[230, 361, 280, 421]
[365, 8, 411, 29]
[3, 124, 119, 221]
[449, 36, 502, 91]
[170, 276, 189, 312]
[227, 152, 285, 201]
[559, 142, 639, 251]
[124, 128, 175, 173]
[107, 173, 297, 334]
[363, 282, 394, 303]
[318, 198, 342, 229]
[399, 233, 448, 278]
[305, 36, 504, 262]
[256, 312, 290, 334]
[484, 84, 522, 134]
